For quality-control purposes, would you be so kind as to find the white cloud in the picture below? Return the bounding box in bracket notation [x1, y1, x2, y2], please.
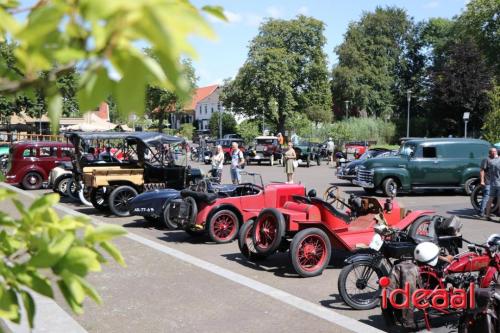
[266, 5, 283, 18]
[246, 13, 264, 27]
[224, 10, 242, 24]
[423, 1, 439, 8]
[297, 6, 309, 15]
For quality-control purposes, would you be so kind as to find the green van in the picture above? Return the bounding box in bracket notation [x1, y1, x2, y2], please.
[353, 138, 491, 196]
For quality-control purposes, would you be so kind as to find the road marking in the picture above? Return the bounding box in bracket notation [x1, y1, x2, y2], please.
[1, 183, 384, 333]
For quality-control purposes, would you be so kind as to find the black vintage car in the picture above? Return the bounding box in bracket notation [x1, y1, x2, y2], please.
[66, 131, 203, 217]
[293, 141, 321, 167]
[336, 148, 396, 182]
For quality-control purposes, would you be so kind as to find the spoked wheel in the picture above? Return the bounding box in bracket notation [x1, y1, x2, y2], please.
[108, 185, 138, 217]
[66, 178, 79, 200]
[470, 185, 498, 213]
[22, 172, 43, 190]
[55, 176, 72, 196]
[162, 202, 179, 230]
[251, 208, 286, 255]
[408, 215, 432, 237]
[338, 259, 384, 310]
[290, 228, 331, 277]
[238, 220, 267, 261]
[207, 209, 239, 243]
[90, 187, 109, 211]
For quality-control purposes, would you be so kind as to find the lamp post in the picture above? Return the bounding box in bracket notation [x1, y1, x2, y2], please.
[463, 112, 470, 138]
[344, 100, 350, 119]
[218, 103, 222, 139]
[406, 90, 411, 138]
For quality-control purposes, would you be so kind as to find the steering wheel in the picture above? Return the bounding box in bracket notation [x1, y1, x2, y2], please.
[323, 185, 339, 205]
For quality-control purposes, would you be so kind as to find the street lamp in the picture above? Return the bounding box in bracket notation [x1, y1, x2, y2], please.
[463, 112, 470, 138]
[218, 103, 222, 139]
[344, 100, 350, 119]
[406, 90, 411, 137]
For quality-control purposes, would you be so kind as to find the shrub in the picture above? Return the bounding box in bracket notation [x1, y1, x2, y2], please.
[178, 123, 195, 140]
[328, 117, 396, 144]
[237, 119, 260, 145]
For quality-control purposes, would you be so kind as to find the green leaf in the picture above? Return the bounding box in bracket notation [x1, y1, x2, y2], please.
[100, 241, 126, 267]
[85, 224, 126, 243]
[73, 275, 102, 304]
[29, 193, 60, 213]
[20, 291, 35, 328]
[16, 271, 53, 298]
[61, 271, 85, 304]
[0, 285, 19, 321]
[202, 5, 227, 21]
[29, 232, 75, 268]
[116, 57, 146, 116]
[55, 246, 101, 276]
[47, 93, 62, 135]
[57, 280, 83, 315]
[77, 67, 113, 112]
[0, 188, 16, 201]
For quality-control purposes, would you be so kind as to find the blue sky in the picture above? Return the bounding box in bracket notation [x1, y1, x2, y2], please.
[190, 0, 470, 86]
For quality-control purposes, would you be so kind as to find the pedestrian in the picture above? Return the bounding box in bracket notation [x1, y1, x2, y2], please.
[485, 147, 500, 220]
[230, 142, 244, 184]
[326, 137, 335, 165]
[277, 132, 284, 146]
[478, 147, 497, 217]
[98, 145, 112, 161]
[284, 142, 296, 184]
[212, 145, 224, 183]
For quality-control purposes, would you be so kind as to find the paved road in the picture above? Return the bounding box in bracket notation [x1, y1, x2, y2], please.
[2, 161, 498, 333]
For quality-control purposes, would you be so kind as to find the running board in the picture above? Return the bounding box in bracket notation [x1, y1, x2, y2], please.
[412, 186, 462, 190]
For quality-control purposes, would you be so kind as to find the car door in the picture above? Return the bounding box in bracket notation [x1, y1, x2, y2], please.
[408, 145, 442, 185]
[38, 146, 58, 177]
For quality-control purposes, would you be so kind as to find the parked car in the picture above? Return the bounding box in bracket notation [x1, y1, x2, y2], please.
[336, 148, 395, 182]
[294, 140, 321, 167]
[223, 134, 241, 139]
[209, 138, 245, 164]
[4, 141, 73, 190]
[246, 136, 282, 166]
[344, 141, 371, 160]
[48, 161, 74, 195]
[353, 138, 491, 196]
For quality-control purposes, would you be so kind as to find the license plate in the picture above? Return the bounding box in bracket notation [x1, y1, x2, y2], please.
[369, 234, 383, 251]
[255, 155, 260, 159]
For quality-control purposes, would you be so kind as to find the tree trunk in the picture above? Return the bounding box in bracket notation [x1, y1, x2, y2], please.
[277, 113, 286, 136]
[158, 109, 164, 133]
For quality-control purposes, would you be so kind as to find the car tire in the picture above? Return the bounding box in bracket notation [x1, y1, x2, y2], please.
[108, 185, 138, 217]
[90, 187, 109, 211]
[207, 209, 239, 243]
[54, 175, 72, 195]
[290, 227, 331, 277]
[22, 172, 43, 190]
[162, 201, 179, 230]
[382, 178, 398, 197]
[251, 208, 286, 255]
[238, 219, 267, 261]
[464, 178, 478, 196]
[407, 215, 432, 238]
[66, 178, 79, 200]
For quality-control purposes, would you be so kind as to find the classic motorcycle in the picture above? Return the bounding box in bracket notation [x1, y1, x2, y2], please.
[338, 215, 463, 310]
[458, 284, 500, 333]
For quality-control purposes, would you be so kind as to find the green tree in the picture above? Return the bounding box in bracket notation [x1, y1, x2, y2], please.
[222, 15, 331, 134]
[305, 105, 332, 126]
[145, 49, 198, 133]
[482, 84, 500, 142]
[0, 0, 223, 130]
[331, 7, 417, 120]
[178, 123, 195, 140]
[209, 112, 237, 138]
[237, 119, 260, 145]
[0, 189, 126, 327]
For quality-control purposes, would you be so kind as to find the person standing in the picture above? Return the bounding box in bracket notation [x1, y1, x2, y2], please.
[284, 142, 297, 184]
[230, 142, 244, 184]
[212, 145, 224, 183]
[478, 148, 496, 217]
[485, 148, 500, 220]
[326, 137, 335, 165]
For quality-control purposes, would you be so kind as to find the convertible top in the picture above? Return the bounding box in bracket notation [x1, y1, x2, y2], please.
[65, 131, 183, 146]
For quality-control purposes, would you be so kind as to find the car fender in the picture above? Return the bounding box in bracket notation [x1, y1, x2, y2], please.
[344, 253, 390, 276]
[460, 167, 479, 185]
[202, 203, 243, 228]
[373, 167, 411, 189]
[393, 210, 434, 230]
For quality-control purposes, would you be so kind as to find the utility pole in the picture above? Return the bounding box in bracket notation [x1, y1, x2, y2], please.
[218, 103, 222, 139]
[406, 90, 411, 138]
[344, 100, 350, 119]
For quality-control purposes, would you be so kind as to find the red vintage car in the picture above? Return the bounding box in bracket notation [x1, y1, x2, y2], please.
[4, 141, 73, 190]
[167, 173, 305, 243]
[242, 185, 433, 277]
[344, 141, 371, 160]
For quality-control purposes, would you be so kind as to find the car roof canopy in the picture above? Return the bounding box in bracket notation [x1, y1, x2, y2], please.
[124, 132, 183, 146]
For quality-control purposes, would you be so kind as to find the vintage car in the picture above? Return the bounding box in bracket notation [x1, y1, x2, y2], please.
[336, 148, 395, 182]
[4, 141, 73, 189]
[66, 131, 203, 217]
[165, 172, 306, 243]
[293, 140, 321, 167]
[48, 160, 74, 195]
[344, 141, 372, 160]
[246, 136, 282, 166]
[205, 138, 245, 165]
[240, 185, 432, 277]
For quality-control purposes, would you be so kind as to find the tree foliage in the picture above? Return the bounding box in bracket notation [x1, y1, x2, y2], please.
[0, 0, 223, 130]
[237, 119, 260, 145]
[222, 15, 332, 134]
[209, 112, 237, 138]
[178, 123, 195, 140]
[482, 84, 500, 143]
[0, 189, 126, 327]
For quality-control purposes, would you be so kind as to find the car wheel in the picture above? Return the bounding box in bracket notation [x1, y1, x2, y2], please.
[162, 201, 179, 230]
[382, 178, 398, 197]
[338, 260, 384, 310]
[407, 215, 432, 237]
[22, 172, 43, 190]
[290, 227, 331, 278]
[108, 185, 138, 217]
[464, 178, 478, 196]
[90, 187, 109, 211]
[238, 219, 267, 261]
[55, 175, 72, 196]
[251, 208, 286, 255]
[207, 209, 239, 243]
[270, 155, 274, 166]
[66, 178, 79, 200]
[306, 155, 311, 167]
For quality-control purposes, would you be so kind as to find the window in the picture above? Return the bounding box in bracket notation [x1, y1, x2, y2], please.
[422, 146, 437, 158]
[40, 147, 56, 157]
[199, 106, 202, 115]
[211, 107, 214, 114]
[217, 102, 221, 111]
[22, 148, 35, 158]
[61, 147, 74, 158]
[204, 105, 207, 114]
